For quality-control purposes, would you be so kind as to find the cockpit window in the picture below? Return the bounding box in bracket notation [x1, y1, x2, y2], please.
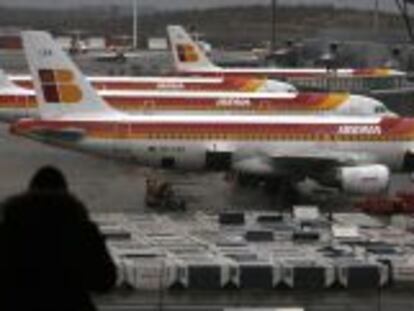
[374, 106, 387, 114]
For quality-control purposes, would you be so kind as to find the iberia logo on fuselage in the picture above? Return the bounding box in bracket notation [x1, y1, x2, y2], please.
[176, 44, 199, 63]
[38, 69, 83, 104]
[338, 125, 382, 135]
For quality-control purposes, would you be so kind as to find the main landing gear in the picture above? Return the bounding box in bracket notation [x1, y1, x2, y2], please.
[226, 172, 300, 209]
[263, 177, 300, 209]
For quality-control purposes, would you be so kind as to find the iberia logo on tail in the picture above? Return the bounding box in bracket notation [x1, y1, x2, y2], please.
[176, 44, 199, 63]
[38, 69, 83, 104]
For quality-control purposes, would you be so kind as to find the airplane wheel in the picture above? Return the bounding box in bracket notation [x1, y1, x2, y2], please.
[265, 178, 300, 209]
[236, 173, 257, 188]
[281, 181, 300, 208]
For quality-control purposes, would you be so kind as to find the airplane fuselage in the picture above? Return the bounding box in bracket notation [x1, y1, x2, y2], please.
[12, 116, 414, 174]
[183, 67, 400, 77]
[10, 75, 271, 92]
[0, 90, 392, 122]
[181, 68, 406, 92]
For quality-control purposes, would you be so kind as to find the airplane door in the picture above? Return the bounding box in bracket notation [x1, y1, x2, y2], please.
[403, 151, 414, 172]
[112, 122, 134, 161]
[205, 151, 232, 171]
[205, 143, 233, 171]
[161, 156, 176, 169]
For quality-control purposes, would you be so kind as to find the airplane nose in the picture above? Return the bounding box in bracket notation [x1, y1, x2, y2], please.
[379, 111, 398, 118]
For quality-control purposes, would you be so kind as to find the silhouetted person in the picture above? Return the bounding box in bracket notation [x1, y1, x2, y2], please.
[0, 166, 116, 311]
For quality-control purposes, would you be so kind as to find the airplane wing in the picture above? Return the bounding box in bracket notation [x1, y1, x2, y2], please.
[270, 150, 373, 165]
[231, 149, 390, 195]
[232, 149, 376, 177]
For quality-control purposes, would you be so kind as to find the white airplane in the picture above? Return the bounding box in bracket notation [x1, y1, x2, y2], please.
[167, 25, 406, 91]
[8, 71, 297, 93]
[0, 69, 394, 123]
[12, 31, 414, 199]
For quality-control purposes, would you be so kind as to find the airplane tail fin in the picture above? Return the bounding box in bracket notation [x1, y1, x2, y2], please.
[21, 31, 117, 119]
[167, 25, 219, 73]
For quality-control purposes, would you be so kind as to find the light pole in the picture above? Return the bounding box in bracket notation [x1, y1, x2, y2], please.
[373, 0, 380, 33]
[132, 0, 138, 49]
[271, 0, 277, 52]
[395, 0, 414, 43]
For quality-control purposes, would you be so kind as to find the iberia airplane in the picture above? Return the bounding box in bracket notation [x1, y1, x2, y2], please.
[8, 71, 297, 93]
[12, 31, 414, 197]
[167, 25, 406, 90]
[0, 69, 394, 122]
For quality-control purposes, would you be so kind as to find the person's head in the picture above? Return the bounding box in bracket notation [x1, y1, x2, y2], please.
[29, 165, 68, 192]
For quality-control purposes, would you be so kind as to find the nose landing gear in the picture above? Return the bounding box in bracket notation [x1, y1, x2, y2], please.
[403, 151, 414, 173]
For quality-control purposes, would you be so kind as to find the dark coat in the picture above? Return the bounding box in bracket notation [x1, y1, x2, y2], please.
[0, 191, 117, 311]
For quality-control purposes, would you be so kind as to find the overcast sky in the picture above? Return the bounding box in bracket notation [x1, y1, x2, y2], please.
[0, 0, 403, 12]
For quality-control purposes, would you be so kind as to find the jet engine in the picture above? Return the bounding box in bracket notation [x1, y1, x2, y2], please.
[336, 165, 390, 195]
